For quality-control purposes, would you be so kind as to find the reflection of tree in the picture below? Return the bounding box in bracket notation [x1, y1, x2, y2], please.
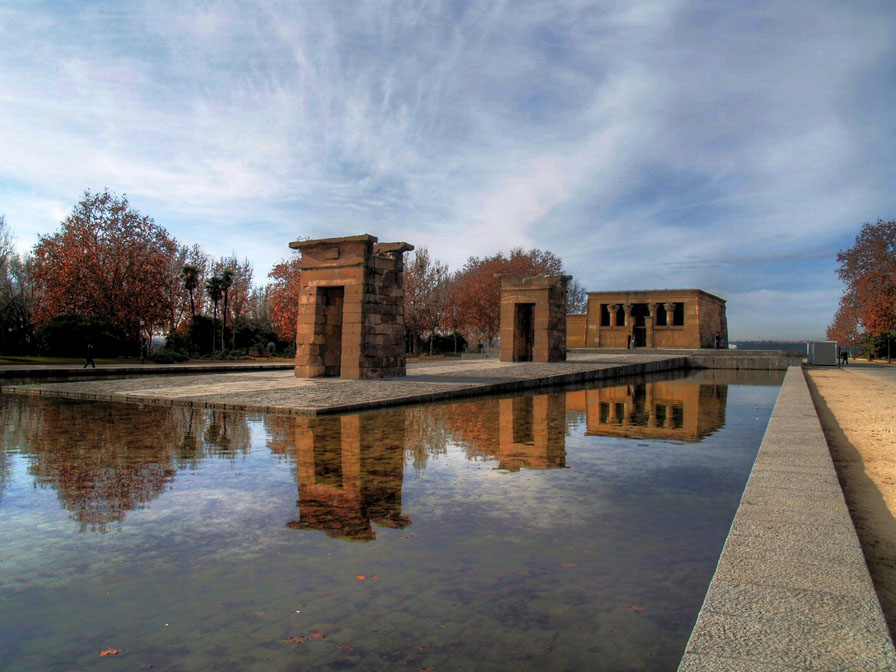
[0, 441, 9, 506]
[404, 406, 449, 472]
[0, 396, 42, 506]
[434, 393, 567, 471]
[7, 397, 250, 531]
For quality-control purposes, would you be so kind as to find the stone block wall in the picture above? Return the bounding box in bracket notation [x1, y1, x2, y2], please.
[580, 289, 727, 349]
[496, 274, 571, 363]
[291, 234, 413, 379]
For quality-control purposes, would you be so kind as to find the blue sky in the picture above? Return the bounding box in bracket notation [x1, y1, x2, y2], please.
[2, 1, 895, 340]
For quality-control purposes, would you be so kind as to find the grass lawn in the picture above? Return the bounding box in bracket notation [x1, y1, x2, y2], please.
[0, 356, 295, 366]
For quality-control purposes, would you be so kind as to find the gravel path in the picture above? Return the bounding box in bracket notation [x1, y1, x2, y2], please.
[805, 361, 896, 637]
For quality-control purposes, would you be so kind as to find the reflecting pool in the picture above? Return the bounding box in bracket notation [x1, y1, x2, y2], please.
[0, 369, 783, 671]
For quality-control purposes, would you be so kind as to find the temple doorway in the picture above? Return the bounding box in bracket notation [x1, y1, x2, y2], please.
[319, 286, 344, 376]
[513, 303, 535, 361]
[632, 303, 650, 347]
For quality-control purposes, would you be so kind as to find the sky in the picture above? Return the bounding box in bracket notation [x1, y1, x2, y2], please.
[1, 1, 895, 340]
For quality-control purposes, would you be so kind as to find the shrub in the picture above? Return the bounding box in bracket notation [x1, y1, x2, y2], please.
[36, 314, 130, 357]
[149, 348, 190, 364]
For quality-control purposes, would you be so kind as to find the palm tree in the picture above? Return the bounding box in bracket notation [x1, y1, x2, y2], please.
[206, 276, 223, 355]
[221, 268, 233, 352]
[181, 264, 200, 321]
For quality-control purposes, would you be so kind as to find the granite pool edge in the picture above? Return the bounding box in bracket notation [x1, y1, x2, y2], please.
[0, 357, 689, 416]
[678, 366, 896, 671]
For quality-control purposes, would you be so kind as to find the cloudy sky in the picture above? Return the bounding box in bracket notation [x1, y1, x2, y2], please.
[2, 1, 894, 340]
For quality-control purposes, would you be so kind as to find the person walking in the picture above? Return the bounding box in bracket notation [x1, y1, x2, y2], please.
[84, 343, 96, 368]
[840, 348, 849, 366]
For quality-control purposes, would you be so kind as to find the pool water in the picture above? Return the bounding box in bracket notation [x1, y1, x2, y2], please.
[0, 369, 782, 671]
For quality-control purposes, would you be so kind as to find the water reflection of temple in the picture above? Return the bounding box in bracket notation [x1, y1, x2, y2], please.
[438, 393, 567, 471]
[566, 379, 727, 442]
[285, 411, 410, 541]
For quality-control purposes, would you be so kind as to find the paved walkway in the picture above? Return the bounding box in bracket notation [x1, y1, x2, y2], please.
[0, 353, 686, 415]
[680, 366, 896, 670]
[0, 360, 295, 378]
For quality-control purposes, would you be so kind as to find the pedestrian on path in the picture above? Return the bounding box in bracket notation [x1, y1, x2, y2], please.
[840, 348, 849, 366]
[84, 343, 96, 368]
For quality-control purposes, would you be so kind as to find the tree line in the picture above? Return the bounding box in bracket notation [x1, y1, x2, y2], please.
[0, 190, 282, 360]
[827, 218, 896, 362]
[0, 189, 585, 360]
[256, 242, 586, 356]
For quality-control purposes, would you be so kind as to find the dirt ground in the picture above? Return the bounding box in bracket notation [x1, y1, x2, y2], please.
[805, 363, 896, 638]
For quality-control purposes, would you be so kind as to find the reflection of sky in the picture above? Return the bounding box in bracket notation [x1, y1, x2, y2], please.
[410, 385, 776, 531]
[0, 381, 782, 670]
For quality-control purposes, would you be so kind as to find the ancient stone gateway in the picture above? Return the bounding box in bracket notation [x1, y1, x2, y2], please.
[496, 273, 571, 363]
[290, 234, 414, 379]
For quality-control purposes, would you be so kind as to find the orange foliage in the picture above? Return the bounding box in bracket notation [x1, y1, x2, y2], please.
[268, 254, 302, 342]
[834, 219, 896, 337]
[454, 248, 564, 345]
[33, 190, 180, 338]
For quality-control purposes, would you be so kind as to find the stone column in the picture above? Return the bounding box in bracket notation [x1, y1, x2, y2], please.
[646, 303, 657, 348]
[607, 304, 619, 328]
[623, 304, 633, 347]
[664, 302, 676, 326]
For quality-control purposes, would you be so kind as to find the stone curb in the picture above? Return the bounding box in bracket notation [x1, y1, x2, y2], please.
[678, 366, 896, 671]
[0, 362, 296, 378]
[0, 357, 688, 416]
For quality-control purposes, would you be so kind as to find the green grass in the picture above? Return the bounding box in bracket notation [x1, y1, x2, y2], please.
[0, 355, 137, 365]
[0, 355, 295, 366]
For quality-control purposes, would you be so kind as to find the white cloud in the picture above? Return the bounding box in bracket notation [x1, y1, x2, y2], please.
[0, 0, 893, 337]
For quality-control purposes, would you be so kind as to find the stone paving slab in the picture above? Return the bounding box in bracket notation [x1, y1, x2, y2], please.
[0, 354, 687, 416]
[678, 366, 896, 671]
[0, 361, 296, 378]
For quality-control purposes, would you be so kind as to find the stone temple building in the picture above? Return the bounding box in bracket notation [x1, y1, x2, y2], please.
[567, 289, 728, 349]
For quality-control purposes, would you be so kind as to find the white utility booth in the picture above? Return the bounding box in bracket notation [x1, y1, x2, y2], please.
[808, 341, 838, 366]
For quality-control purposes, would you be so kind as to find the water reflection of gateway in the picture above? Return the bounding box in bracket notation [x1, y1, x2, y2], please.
[566, 380, 727, 442]
[286, 412, 410, 542]
[439, 393, 567, 471]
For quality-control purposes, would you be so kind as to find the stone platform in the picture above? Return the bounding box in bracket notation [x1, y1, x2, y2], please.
[0, 353, 686, 415]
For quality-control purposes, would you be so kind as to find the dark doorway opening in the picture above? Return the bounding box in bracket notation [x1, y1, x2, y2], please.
[632, 304, 650, 347]
[513, 303, 535, 361]
[319, 286, 344, 376]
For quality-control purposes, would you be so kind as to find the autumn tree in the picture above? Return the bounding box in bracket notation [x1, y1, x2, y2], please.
[440, 273, 467, 353]
[213, 255, 253, 349]
[567, 279, 587, 314]
[0, 217, 37, 353]
[32, 190, 180, 341]
[455, 248, 565, 346]
[833, 219, 896, 361]
[268, 253, 302, 343]
[404, 247, 449, 355]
